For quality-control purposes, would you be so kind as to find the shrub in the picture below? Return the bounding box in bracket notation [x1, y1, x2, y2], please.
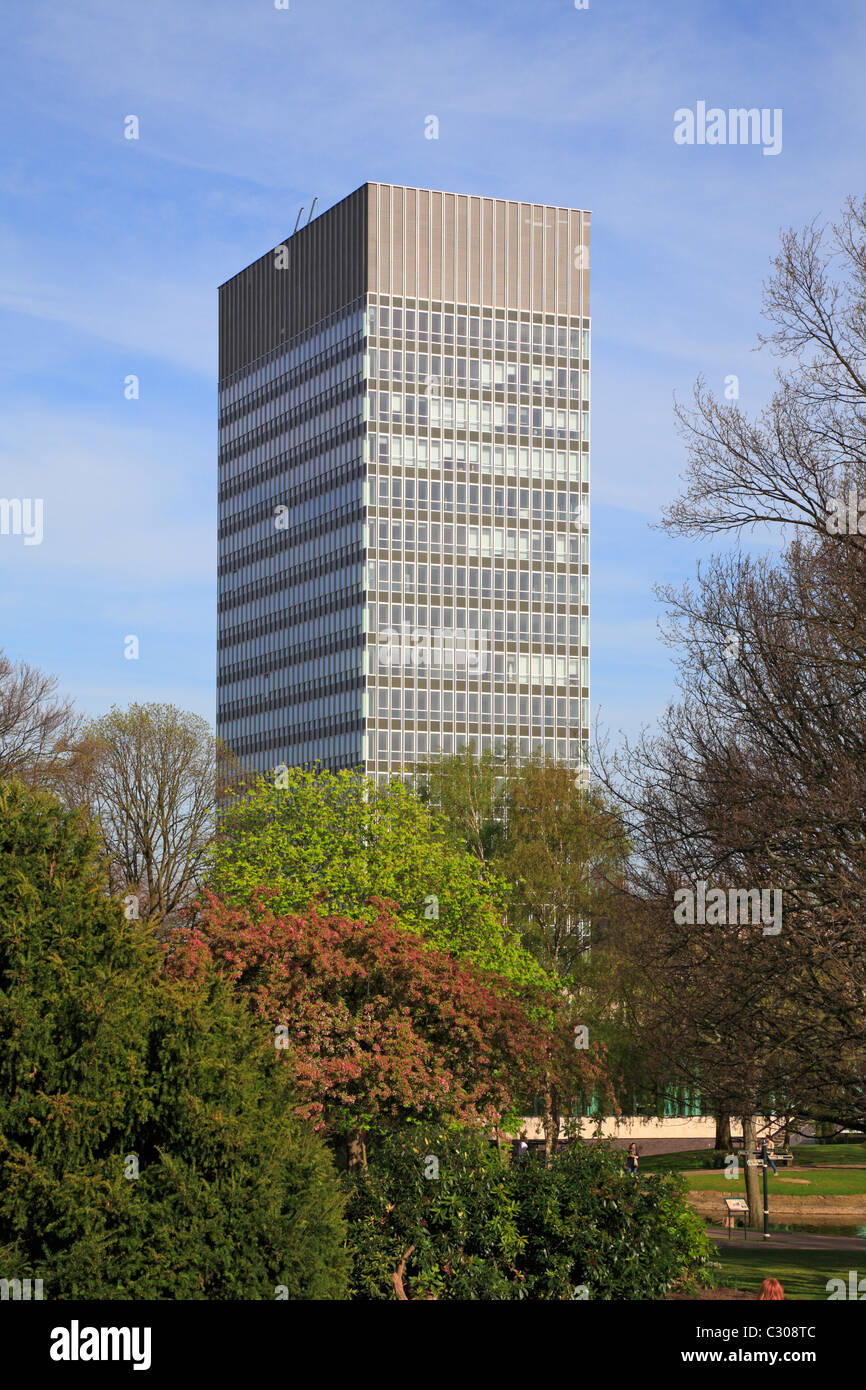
[0, 780, 347, 1299]
[700, 1150, 731, 1169]
[344, 1125, 713, 1300]
[345, 1126, 519, 1300]
[511, 1142, 713, 1299]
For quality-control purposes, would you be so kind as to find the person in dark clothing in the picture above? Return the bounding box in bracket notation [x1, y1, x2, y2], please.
[625, 1142, 639, 1178]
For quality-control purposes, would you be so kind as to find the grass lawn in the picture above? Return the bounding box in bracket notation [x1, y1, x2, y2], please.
[639, 1143, 866, 1188]
[639, 1150, 715, 1174]
[684, 1168, 866, 1197]
[711, 1243, 858, 1300]
[790, 1143, 866, 1167]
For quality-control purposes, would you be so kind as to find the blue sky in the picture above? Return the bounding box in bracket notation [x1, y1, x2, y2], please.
[1, 0, 863, 749]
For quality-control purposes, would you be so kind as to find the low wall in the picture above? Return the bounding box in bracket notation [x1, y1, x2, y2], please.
[514, 1117, 775, 1149]
[689, 1192, 866, 1220]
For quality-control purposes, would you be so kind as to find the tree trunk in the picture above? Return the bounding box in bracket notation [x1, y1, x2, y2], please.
[392, 1246, 436, 1301]
[493, 1125, 508, 1163]
[392, 1246, 413, 1300]
[741, 1115, 763, 1229]
[541, 1083, 559, 1164]
[347, 1128, 367, 1173]
[714, 1110, 732, 1150]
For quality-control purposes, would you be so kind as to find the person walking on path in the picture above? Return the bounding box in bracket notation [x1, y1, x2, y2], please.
[625, 1142, 639, 1179]
[765, 1137, 779, 1176]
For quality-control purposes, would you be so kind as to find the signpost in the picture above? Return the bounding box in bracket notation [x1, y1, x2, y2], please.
[737, 1145, 772, 1238]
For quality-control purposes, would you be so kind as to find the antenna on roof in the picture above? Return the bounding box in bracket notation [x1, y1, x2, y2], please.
[293, 207, 305, 234]
[307, 197, 318, 224]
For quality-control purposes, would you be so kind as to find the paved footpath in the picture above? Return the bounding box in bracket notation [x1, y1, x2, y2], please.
[710, 1227, 866, 1252]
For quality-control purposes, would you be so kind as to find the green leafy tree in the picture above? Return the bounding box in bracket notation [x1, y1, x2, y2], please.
[492, 762, 632, 1151]
[502, 762, 630, 978]
[418, 746, 508, 867]
[209, 767, 548, 989]
[0, 779, 347, 1299]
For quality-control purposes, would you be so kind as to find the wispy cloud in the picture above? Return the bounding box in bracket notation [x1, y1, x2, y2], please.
[1, 0, 864, 743]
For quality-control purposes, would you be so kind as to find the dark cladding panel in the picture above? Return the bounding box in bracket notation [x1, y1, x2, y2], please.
[221, 183, 591, 383]
[431, 191, 443, 298]
[417, 188, 430, 299]
[544, 206, 556, 314]
[456, 194, 467, 304]
[392, 186, 404, 297]
[364, 188, 591, 316]
[468, 196, 481, 305]
[557, 209, 570, 315]
[405, 186, 417, 298]
[443, 193, 456, 302]
[506, 201, 519, 306]
[219, 184, 368, 380]
[377, 184, 391, 297]
[523, 203, 536, 306]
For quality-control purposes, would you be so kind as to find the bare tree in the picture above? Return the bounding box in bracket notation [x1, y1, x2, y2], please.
[81, 702, 226, 926]
[597, 199, 866, 1213]
[663, 197, 866, 543]
[0, 650, 82, 787]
